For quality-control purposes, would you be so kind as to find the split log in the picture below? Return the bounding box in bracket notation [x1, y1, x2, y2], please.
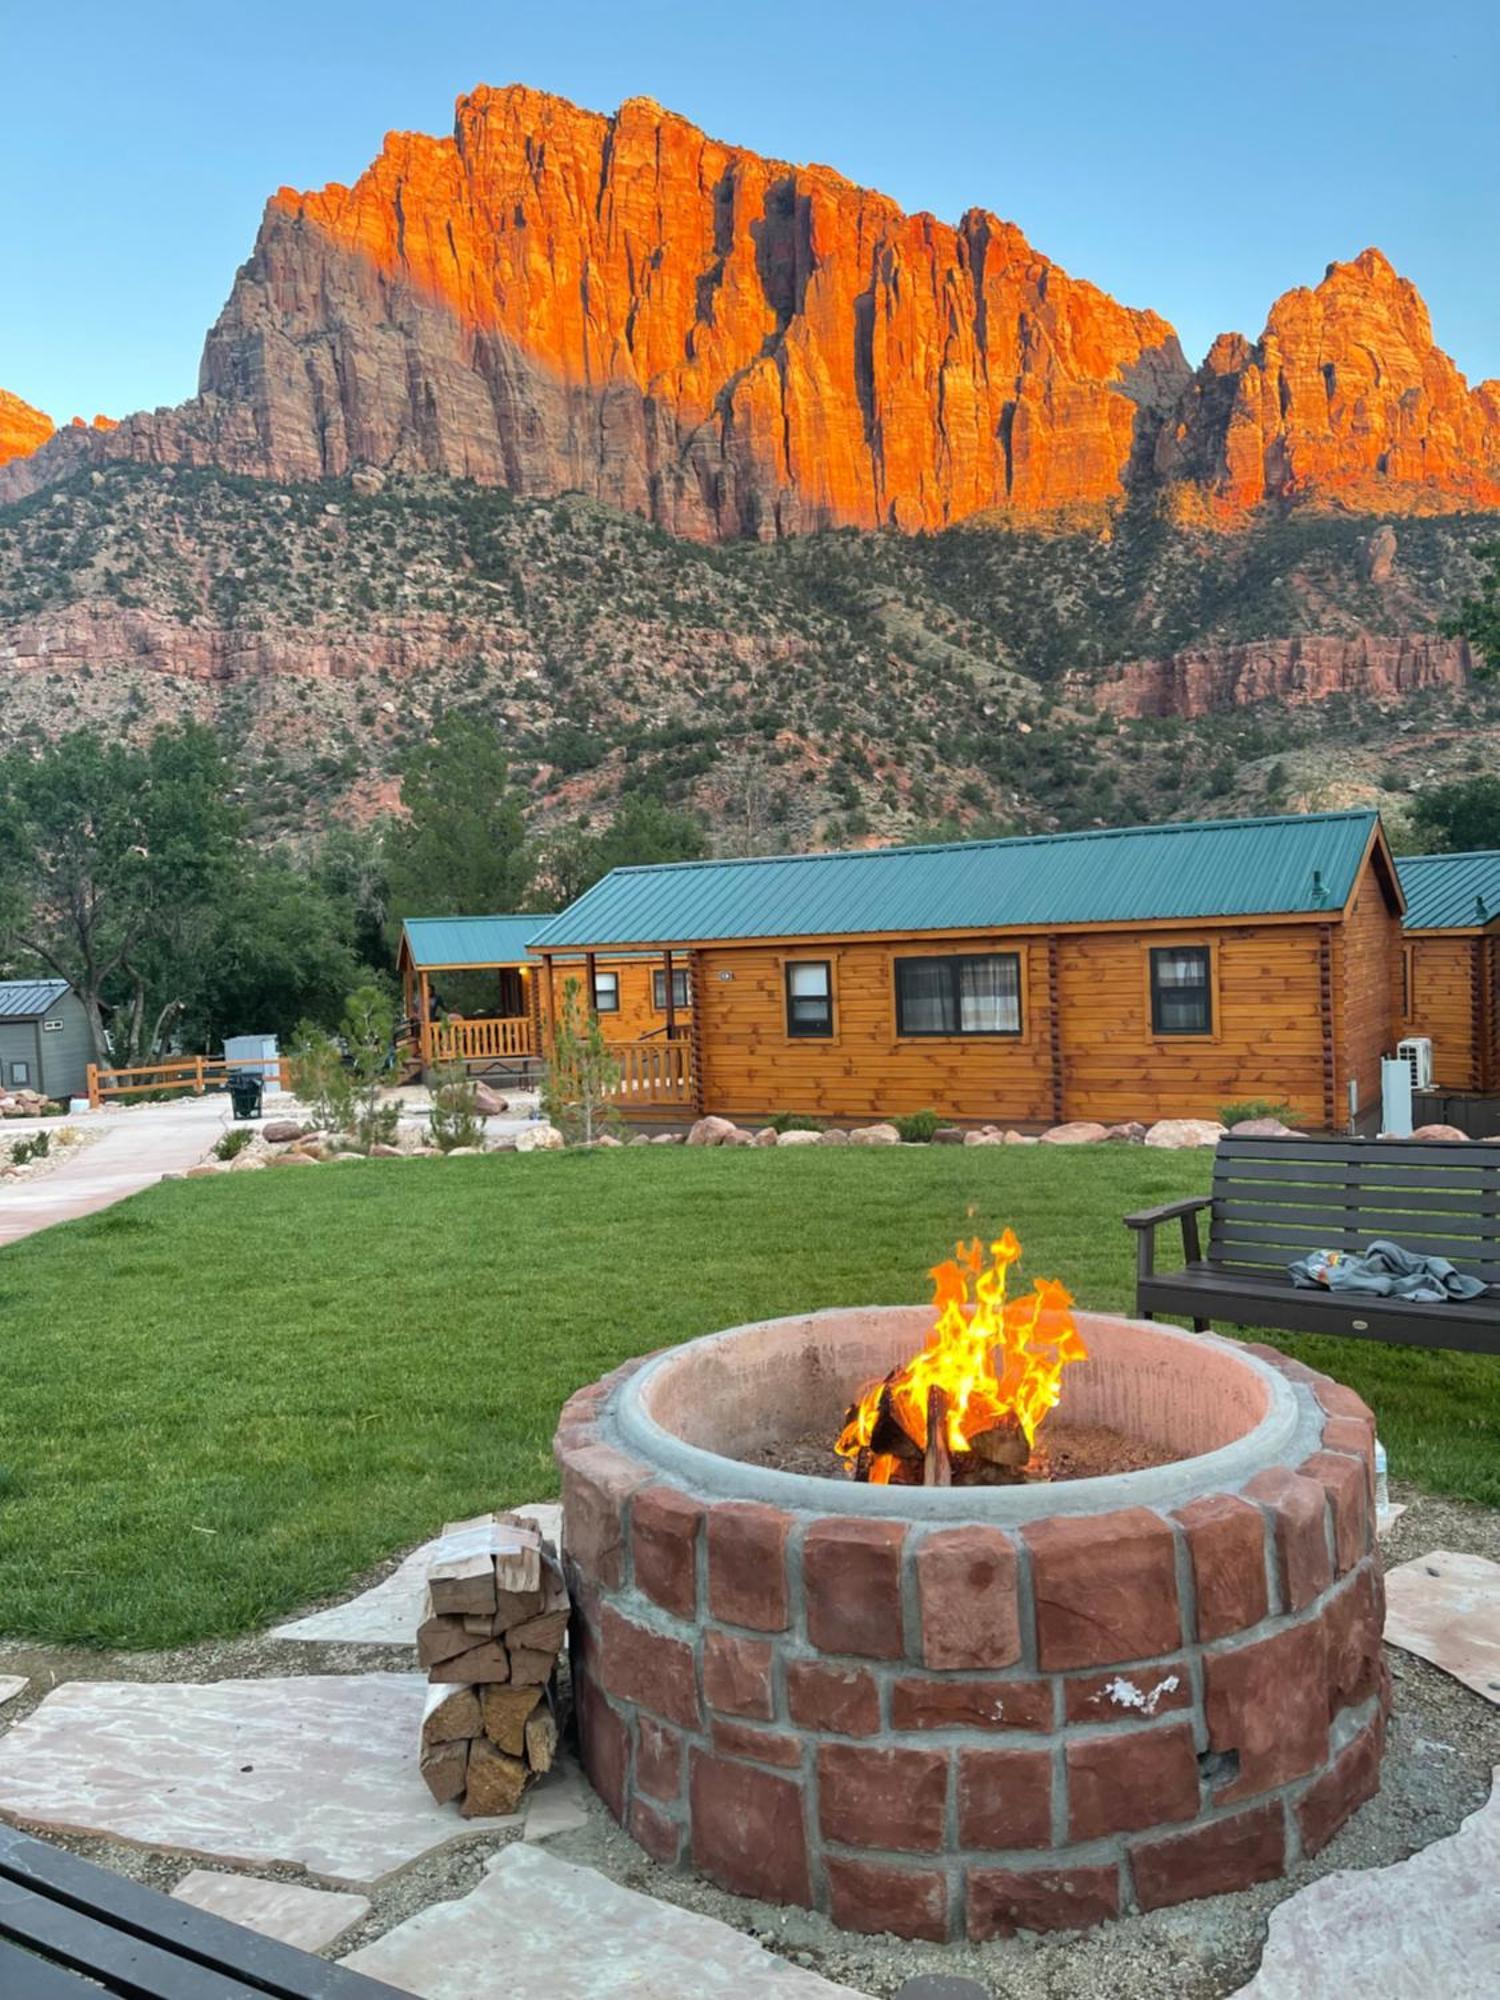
[493, 1586, 546, 1629]
[427, 1550, 499, 1619]
[507, 1645, 556, 1688]
[504, 1607, 569, 1656]
[480, 1684, 543, 1757]
[429, 1639, 511, 1685]
[461, 1738, 529, 1818]
[923, 1385, 952, 1488]
[419, 1737, 469, 1804]
[967, 1413, 1030, 1468]
[868, 1382, 921, 1462]
[524, 1692, 559, 1777]
[417, 1604, 481, 1669]
[420, 1684, 481, 1749]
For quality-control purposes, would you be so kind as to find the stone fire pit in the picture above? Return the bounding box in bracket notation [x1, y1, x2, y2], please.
[554, 1309, 1386, 1942]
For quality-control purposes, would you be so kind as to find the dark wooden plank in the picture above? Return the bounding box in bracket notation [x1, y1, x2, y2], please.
[0, 1933, 108, 1999]
[1210, 1213, 1500, 1252]
[0, 1829, 409, 2000]
[1208, 1225, 1500, 1280]
[0, 1877, 263, 2000]
[1214, 1156, 1500, 1189]
[1220, 1137, 1490, 1164]
[1216, 1184, 1496, 1216]
[1138, 1271, 1500, 1356]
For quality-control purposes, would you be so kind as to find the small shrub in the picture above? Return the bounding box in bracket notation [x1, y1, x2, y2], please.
[1218, 1098, 1301, 1128]
[288, 1024, 355, 1133]
[12, 1132, 51, 1166]
[894, 1108, 940, 1144]
[429, 1065, 484, 1153]
[213, 1128, 255, 1162]
[542, 978, 621, 1145]
[767, 1111, 824, 1134]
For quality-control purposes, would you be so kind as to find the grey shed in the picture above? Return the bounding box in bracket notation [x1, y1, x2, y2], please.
[0, 979, 93, 1103]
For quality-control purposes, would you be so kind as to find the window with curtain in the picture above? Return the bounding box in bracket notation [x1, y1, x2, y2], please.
[592, 969, 619, 1013]
[652, 968, 692, 1010]
[894, 954, 1021, 1035]
[1150, 946, 1213, 1035]
[784, 960, 833, 1037]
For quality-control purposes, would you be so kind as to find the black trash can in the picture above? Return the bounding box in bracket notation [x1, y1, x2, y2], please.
[227, 1069, 263, 1121]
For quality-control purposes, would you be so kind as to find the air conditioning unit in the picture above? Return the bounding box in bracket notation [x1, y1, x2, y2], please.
[1397, 1036, 1433, 1091]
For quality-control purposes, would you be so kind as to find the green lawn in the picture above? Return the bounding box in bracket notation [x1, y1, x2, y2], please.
[2, 1147, 1496, 1651]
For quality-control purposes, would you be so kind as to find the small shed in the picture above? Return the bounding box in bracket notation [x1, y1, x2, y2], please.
[1394, 850, 1500, 1091]
[0, 978, 93, 1103]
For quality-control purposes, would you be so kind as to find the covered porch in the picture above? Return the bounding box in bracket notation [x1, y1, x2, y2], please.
[536, 946, 701, 1115]
[396, 916, 545, 1081]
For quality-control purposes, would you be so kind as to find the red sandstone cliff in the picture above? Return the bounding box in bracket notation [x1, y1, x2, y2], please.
[1158, 250, 1500, 515]
[3, 91, 1498, 534]
[1067, 633, 1475, 720]
[0, 390, 53, 468]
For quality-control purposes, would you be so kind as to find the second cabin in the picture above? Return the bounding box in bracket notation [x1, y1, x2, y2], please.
[528, 810, 1405, 1130]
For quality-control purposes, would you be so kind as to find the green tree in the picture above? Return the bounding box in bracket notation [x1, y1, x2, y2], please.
[542, 976, 620, 1145]
[1409, 778, 1500, 854]
[1444, 540, 1500, 678]
[313, 824, 392, 975]
[386, 716, 534, 922]
[176, 860, 363, 1049]
[0, 725, 239, 1065]
[537, 794, 709, 905]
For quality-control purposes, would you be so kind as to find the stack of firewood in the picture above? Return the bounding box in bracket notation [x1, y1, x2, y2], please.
[416, 1511, 570, 1816]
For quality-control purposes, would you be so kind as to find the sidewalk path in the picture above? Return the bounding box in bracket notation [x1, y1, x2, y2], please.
[0, 1098, 230, 1250]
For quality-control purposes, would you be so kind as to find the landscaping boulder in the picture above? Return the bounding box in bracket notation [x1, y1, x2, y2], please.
[687, 1115, 738, 1147]
[963, 1129, 1003, 1146]
[445, 1146, 483, 1157]
[649, 1132, 683, 1145]
[1229, 1117, 1301, 1137]
[270, 1150, 320, 1167]
[514, 1123, 565, 1153]
[471, 1084, 509, 1116]
[819, 1128, 850, 1146]
[1003, 1130, 1039, 1145]
[186, 1162, 226, 1178]
[723, 1129, 756, 1146]
[1039, 1121, 1110, 1145]
[848, 1123, 900, 1146]
[261, 1120, 306, 1144]
[1104, 1121, 1147, 1143]
[594, 1133, 624, 1148]
[369, 1142, 403, 1158]
[1410, 1123, 1468, 1142]
[776, 1129, 822, 1147]
[752, 1128, 778, 1147]
[932, 1126, 965, 1145]
[1145, 1118, 1227, 1149]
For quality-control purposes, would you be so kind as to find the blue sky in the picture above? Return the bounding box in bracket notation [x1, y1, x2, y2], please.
[5, 1, 1497, 423]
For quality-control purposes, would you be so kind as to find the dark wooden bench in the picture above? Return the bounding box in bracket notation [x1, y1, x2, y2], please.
[1126, 1135, 1500, 1356]
[0, 1822, 408, 1998]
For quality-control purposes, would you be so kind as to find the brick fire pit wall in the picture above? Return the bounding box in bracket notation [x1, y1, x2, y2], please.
[554, 1310, 1387, 1942]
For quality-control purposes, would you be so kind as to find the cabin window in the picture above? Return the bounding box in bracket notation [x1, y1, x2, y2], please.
[653, 968, 692, 1011]
[592, 969, 620, 1013]
[785, 960, 833, 1037]
[895, 953, 1022, 1036]
[9, 1061, 29, 1086]
[1150, 946, 1213, 1035]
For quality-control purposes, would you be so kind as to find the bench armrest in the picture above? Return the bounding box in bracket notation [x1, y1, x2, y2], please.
[1124, 1195, 1210, 1283]
[1123, 1197, 1211, 1231]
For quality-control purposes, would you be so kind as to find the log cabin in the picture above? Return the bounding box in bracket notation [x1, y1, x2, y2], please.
[527, 811, 1405, 1129]
[396, 915, 692, 1078]
[1394, 851, 1500, 1092]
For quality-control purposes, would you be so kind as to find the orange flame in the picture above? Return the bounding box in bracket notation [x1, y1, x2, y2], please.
[835, 1230, 1087, 1480]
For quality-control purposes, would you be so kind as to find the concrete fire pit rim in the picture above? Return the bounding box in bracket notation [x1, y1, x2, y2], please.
[608, 1307, 1311, 1521]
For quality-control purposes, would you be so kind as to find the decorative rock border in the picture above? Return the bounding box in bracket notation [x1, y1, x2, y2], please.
[555, 1326, 1388, 1941]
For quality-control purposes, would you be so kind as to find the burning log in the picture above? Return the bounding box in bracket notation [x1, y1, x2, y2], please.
[967, 1412, 1030, 1469]
[923, 1385, 952, 1488]
[416, 1511, 571, 1812]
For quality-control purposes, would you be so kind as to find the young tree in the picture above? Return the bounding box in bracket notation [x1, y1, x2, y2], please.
[386, 716, 534, 921]
[542, 976, 621, 1145]
[0, 725, 239, 1065]
[341, 984, 399, 1147]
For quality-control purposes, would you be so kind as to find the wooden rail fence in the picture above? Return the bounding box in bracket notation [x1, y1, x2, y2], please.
[86, 1054, 289, 1111]
[426, 1016, 535, 1064]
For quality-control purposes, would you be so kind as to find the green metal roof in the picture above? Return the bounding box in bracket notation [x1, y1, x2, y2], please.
[399, 915, 549, 968]
[531, 811, 1384, 950]
[1396, 851, 1500, 931]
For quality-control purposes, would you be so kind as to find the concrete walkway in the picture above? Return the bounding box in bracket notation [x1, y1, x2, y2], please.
[0, 1097, 233, 1249]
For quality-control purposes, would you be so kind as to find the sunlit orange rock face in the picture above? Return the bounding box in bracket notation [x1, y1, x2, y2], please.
[1159, 250, 1500, 515]
[186, 85, 1189, 536]
[0, 390, 54, 468]
[2, 91, 1497, 532]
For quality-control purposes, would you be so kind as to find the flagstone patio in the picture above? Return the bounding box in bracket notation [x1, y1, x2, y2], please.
[1383, 1549, 1500, 1706]
[170, 1868, 371, 1951]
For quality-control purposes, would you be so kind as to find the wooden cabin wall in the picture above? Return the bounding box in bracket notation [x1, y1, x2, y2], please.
[694, 941, 1055, 1123]
[1405, 936, 1482, 1090]
[691, 925, 1332, 1126]
[1334, 866, 1403, 1124]
[1486, 937, 1500, 1094]
[1054, 926, 1327, 1126]
[565, 962, 693, 1045]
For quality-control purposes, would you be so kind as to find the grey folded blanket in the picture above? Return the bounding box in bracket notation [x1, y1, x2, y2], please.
[1288, 1239, 1488, 1303]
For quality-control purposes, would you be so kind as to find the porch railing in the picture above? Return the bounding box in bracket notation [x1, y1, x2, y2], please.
[604, 1038, 695, 1107]
[426, 1016, 536, 1064]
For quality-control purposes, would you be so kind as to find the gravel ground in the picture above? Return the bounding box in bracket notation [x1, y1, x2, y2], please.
[0, 1482, 1495, 1999]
